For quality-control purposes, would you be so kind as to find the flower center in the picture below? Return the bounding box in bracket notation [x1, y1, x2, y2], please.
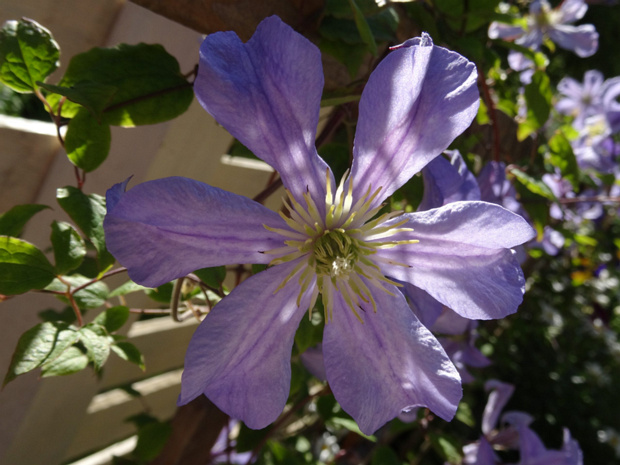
[263, 169, 418, 323]
[313, 230, 359, 279]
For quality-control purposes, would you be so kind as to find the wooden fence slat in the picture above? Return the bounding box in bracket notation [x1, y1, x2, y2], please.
[63, 370, 183, 460]
[99, 317, 198, 390]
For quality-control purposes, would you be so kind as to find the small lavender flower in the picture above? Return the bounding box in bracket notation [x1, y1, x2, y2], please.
[464, 380, 583, 465]
[489, 0, 599, 58]
[543, 172, 604, 222]
[104, 17, 535, 434]
[540, 226, 565, 256]
[418, 150, 481, 212]
[209, 420, 253, 464]
[463, 436, 498, 465]
[556, 70, 609, 129]
[602, 77, 620, 133]
[571, 114, 619, 174]
[478, 161, 528, 218]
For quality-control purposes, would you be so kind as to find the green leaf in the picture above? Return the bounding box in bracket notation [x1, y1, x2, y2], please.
[0, 204, 49, 237]
[38, 81, 117, 119]
[328, 416, 377, 441]
[319, 17, 365, 45]
[50, 221, 86, 275]
[429, 433, 462, 464]
[40, 345, 89, 377]
[111, 341, 145, 370]
[0, 236, 55, 295]
[326, 0, 381, 18]
[405, 2, 439, 38]
[546, 131, 579, 187]
[455, 401, 475, 427]
[45, 275, 109, 309]
[93, 305, 130, 333]
[38, 306, 77, 324]
[193, 266, 226, 289]
[56, 186, 113, 267]
[236, 424, 270, 453]
[509, 168, 556, 201]
[3, 322, 77, 385]
[371, 446, 403, 465]
[132, 421, 172, 462]
[79, 326, 111, 370]
[319, 38, 366, 78]
[348, 0, 378, 55]
[48, 43, 193, 126]
[109, 280, 151, 297]
[519, 70, 552, 140]
[145, 282, 173, 303]
[64, 109, 111, 172]
[295, 311, 324, 355]
[434, 0, 464, 17]
[0, 18, 59, 93]
[320, 93, 361, 108]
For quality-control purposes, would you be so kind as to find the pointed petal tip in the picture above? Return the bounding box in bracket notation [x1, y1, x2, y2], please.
[390, 31, 434, 50]
[105, 176, 133, 212]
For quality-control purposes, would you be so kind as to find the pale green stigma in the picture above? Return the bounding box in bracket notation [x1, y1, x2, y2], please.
[313, 229, 359, 278]
[263, 169, 418, 323]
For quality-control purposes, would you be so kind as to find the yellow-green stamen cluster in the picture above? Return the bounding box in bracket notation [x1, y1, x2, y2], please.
[264, 170, 418, 323]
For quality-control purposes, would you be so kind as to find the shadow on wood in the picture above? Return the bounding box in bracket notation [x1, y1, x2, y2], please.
[150, 395, 229, 465]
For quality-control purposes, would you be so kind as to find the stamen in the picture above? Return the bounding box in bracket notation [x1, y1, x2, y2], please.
[337, 280, 364, 323]
[349, 186, 383, 225]
[263, 224, 307, 240]
[302, 192, 324, 227]
[273, 258, 308, 293]
[270, 250, 306, 266]
[325, 168, 334, 209]
[307, 285, 319, 320]
[262, 244, 298, 256]
[278, 210, 307, 234]
[285, 190, 314, 226]
[262, 174, 420, 325]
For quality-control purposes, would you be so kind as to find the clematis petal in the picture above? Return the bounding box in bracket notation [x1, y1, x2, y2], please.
[602, 77, 620, 133]
[482, 380, 515, 434]
[507, 50, 534, 73]
[104, 177, 285, 287]
[488, 22, 525, 41]
[106, 177, 131, 211]
[402, 282, 444, 328]
[194, 16, 331, 204]
[562, 429, 584, 465]
[178, 259, 314, 429]
[374, 201, 535, 320]
[349, 34, 479, 208]
[548, 24, 599, 57]
[557, 0, 588, 23]
[418, 150, 481, 211]
[518, 424, 569, 464]
[477, 161, 526, 216]
[300, 344, 327, 381]
[582, 69, 605, 96]
[463, 437, 498, 465]
[323, 284, 462, 435]
[432, 309, 471, 335]
[515, 28, 543, 50]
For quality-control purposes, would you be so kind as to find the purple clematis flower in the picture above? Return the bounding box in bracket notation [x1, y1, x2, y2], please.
[556, 70, 609, 129]
[478, 161, 529, 220]
[465, 380, 583, 465]
[104, 16, 535, 434]
[418, 150, 481, 212]
[571, 114, 618, 174]
[489, 0, 598, 58]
